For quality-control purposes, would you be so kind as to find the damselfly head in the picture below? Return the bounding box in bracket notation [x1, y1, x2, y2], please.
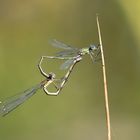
[48, 72, 56, 79]
[89, 44, 101, 63]
[89, 45, 98, 52]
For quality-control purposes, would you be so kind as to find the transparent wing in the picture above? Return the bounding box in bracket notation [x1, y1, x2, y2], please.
[0, 83, 42, 116]
[49, 39, 78, 50]
[60, 59, 74, 70]
[55, 49, 79, 57]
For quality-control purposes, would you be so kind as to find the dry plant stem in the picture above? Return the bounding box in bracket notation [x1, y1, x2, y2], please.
[96, 16, 111, 140]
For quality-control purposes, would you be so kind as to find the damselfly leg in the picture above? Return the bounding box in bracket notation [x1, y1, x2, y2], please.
[89, 44, 101, 62]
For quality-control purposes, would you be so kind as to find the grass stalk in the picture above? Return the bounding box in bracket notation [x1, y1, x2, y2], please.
[96, 15, 111, 140]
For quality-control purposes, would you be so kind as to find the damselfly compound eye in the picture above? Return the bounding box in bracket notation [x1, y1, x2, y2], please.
[49, 72, 56, 79]
[89, 45, 97, 51]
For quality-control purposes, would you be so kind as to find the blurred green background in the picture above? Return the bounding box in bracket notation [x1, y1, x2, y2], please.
[0, 0, 140, 140]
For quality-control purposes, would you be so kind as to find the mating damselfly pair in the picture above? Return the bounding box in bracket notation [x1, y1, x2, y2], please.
[0, 40, 100, 116]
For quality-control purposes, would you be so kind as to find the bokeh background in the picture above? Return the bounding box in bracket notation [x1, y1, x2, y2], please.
[0, 0, 140, 140]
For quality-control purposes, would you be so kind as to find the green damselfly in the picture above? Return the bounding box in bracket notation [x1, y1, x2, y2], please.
[47, 39, 100, 70]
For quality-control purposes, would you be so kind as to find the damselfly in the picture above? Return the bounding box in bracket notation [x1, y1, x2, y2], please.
[0, 56, 81, 116]
[47, 39, 100, 70]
